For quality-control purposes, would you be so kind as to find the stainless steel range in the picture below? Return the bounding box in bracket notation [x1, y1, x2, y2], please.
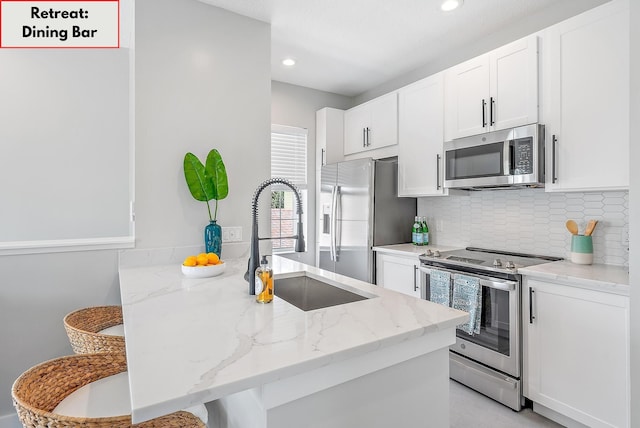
[418, 247, 561, 410]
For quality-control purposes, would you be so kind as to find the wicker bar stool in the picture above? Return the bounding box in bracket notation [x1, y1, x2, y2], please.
[64, 306, 126, 355]
[11, 353, 206, 428]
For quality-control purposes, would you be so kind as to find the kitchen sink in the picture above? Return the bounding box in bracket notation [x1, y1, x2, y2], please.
[274, 274, 372, 311]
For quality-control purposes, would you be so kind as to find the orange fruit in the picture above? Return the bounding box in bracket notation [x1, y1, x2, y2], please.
[183, 256, 197, 267]
[196, 255, 209, 266]
[207, 253, 220, 265]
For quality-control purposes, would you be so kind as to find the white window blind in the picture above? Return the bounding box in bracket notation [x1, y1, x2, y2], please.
[271, 124, 308, 188]
[270, 124, 307, 253]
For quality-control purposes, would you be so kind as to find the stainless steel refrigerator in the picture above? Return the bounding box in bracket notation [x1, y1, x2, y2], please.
[318, 157, 416, 283]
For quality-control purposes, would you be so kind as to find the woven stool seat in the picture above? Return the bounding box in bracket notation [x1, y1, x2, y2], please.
[64, 306, 126, 355]
[11, 353, 206, 428]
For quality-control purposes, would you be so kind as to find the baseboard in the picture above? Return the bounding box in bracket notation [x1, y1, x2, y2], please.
[0, 413, 20, 428]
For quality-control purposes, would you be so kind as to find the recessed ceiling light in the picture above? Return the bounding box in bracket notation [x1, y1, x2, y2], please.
[441, 0, 463, 12]
[282, 58, 296, 67]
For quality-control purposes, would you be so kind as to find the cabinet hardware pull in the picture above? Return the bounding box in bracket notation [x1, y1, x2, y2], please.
[490, 97, 495, 126]
[436, 154, 441, 190]
[552, 135, 558, 184]
[363, 128, 366, 147]
[529, 287, 535, 324]
[413, 265, 419, 292]
[321, 148, 326, 166]
[482, 99, 487, 127]
[366, 127, 370, 146]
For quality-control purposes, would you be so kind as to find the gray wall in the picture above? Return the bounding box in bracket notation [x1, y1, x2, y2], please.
[0, 0, 270, 421]
[271, 81, 353, 265]
[354, 0, 609, 104]
[630, 0, 639, 425]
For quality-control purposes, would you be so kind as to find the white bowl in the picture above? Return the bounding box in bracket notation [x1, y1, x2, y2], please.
[181, 262, 226, 278]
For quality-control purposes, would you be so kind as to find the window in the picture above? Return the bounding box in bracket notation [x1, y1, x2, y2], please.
[271, 124, 308, 253]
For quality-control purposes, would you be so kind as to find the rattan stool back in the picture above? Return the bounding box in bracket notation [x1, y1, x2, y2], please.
[64, 306, 126, 355]
[11, 353, 205, 428]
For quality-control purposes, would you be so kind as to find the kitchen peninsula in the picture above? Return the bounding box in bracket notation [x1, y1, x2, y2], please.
[118, 252, 467, 428]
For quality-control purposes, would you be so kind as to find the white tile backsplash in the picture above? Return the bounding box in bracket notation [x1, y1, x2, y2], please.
[418, 189, 629, 266]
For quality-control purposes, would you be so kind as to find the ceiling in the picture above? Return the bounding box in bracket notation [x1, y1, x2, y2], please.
[198, 0, 610, 97]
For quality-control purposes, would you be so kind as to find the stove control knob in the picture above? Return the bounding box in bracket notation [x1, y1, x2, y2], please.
[493, 258, 503, 267]
[425, 249, 433, 257]
[433, 250, 441, 258]
[505, 260, 516, 269]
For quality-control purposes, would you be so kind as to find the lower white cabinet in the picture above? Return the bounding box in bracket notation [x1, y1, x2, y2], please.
[375, 253, 420, 298]
[523, 277, 629, 428]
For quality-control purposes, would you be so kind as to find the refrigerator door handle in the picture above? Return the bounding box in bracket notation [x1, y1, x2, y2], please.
[330, 185, 338, 261]
[332, 185, 341, 261]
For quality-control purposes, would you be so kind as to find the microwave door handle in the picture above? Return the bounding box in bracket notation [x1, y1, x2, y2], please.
[504, 141, 512, 176]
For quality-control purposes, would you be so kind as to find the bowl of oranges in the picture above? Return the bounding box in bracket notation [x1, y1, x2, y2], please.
[181, 252, 226, 278]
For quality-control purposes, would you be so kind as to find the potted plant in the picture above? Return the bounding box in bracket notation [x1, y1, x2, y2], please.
[183, 149, 228, 256]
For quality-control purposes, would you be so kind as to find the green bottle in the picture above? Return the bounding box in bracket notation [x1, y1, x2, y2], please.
[421, 216, 429, 246]
[412, 216, 423, 246]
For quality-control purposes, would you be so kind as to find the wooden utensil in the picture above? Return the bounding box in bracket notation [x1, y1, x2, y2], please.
[585, 220, 598, 236]
[566, 220, 579, 235]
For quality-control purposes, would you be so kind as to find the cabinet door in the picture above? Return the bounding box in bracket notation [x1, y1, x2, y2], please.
[524, 278, 629, 428]
[398, 74, 446, 197]
[489, 35, 538, 131]
[344, 103, 370, 155]
[375, 253, 420, 298]
[368, 92, 398, 150]
[316, 107, 345, 167]
[445, 55, 490, 139]
[543, 0, 629, 191]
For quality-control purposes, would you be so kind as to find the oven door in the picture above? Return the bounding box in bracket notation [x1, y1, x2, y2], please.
[419, 266, 520, 378]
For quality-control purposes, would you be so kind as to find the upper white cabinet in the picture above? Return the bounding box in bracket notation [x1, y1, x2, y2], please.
[397, 73, 447, 197]
[542, 0, 629, 192]
[344, 92, 398, 155]
[523, 277, 629, 428]
[316, 107, 345, 167]
[445, 35, 538, 141]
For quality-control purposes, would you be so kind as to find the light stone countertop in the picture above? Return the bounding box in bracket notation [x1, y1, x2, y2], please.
[372, 243, 462, 258]
[118, 255, 467, 423]
[519, 260, 630, 296]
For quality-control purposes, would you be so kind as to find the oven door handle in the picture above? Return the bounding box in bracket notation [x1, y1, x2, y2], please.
[418, 266, 516, 291]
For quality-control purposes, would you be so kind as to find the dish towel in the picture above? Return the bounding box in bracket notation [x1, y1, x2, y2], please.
[452, 274, 482, 335]
[429, 269, 451, 307]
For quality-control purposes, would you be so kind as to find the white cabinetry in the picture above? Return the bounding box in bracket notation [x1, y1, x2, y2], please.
[445, 35, 538, 141]
[375, 252, 420, 298]
[344, 92, 398, 155]
[523, 277, 629, 428]
[542, 0, 629, 191]
[316, 107, 344, 167]
[397, 73, 447, 197]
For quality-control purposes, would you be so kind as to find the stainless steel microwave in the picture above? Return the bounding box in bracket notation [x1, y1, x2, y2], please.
[444, 124, 545, 190]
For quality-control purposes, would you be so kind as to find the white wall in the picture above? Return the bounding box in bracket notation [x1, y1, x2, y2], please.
[0, 0, 270, 421]
[629, 0, 639, 425]
[271, 81, 353, 265]
[418, 190, 629, 266]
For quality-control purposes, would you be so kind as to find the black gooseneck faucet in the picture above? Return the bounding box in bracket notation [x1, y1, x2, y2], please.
[244, 178, 305, 294]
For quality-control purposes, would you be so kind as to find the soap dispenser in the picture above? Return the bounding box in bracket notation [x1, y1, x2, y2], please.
[255, 255, 273, 303]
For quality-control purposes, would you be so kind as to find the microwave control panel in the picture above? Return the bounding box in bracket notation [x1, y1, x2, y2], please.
[512, 137, 533, 175]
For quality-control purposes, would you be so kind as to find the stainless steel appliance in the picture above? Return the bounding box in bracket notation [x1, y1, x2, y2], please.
[444, 124, 545, 190]
[418, 247, 561, 410]
[318, 158, 416, 283]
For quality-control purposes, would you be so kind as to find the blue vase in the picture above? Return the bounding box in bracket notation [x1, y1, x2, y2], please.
[204, 220, 222, 256]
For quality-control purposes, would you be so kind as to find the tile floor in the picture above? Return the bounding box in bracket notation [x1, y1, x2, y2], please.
[450, 380, 563, 428]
